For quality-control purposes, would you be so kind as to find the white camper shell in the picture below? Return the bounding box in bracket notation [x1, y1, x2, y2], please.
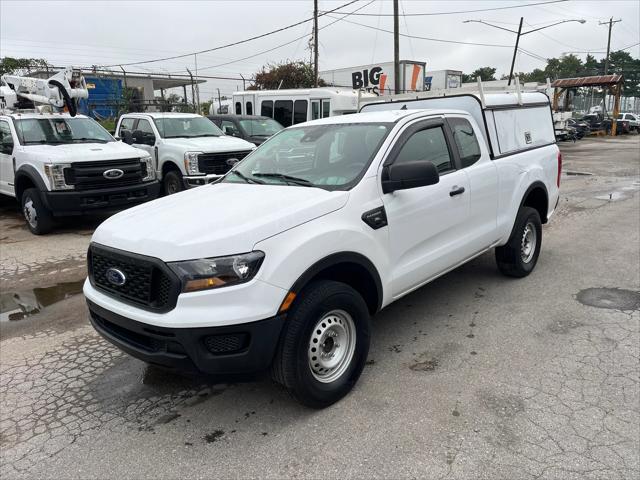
[231, 88, 375, 127]
[360, 83, 556, 159]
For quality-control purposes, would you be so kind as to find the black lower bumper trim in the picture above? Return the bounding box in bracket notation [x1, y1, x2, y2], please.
[87, 300, 286, 376]
[43, 181, 161, 216]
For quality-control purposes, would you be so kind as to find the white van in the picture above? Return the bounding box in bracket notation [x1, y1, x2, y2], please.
[231, 88, 375, 127]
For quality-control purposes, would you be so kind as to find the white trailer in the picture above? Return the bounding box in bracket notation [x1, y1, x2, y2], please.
[320, 60, 427, 95]
[231, 88, 375, 127]
[423, 69, 463, 91]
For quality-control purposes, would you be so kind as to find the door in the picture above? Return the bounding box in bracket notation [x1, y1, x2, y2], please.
[131, 118, 157, 160]
[0, 120, 15, 196]
[446, 116, 498, 255]
[382, 119, 470, 297]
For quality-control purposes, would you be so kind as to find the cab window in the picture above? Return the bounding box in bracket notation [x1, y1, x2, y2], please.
[448, 118, 481, 168]
[118, 117, 135, 136]
[0, 120, 13, 154]
[394, 126, 454, 174]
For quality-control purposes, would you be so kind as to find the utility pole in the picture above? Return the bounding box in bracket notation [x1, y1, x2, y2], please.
[599, 17, 621, 123]
[393, 0, 400, 94]
[314, 0, 319, 87]
[508, 17, 524, 86]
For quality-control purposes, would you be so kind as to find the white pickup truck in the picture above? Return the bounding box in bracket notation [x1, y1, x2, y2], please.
[115, 112, 255, 194]
[85, 89, 560, 407]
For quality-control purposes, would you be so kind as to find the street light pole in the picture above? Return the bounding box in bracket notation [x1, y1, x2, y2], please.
[508, 18, 524, 86]
[464, 18, 586, 86]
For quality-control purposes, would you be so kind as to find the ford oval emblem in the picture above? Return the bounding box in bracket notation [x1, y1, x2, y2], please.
[106, 268, 126, 287]
[103, 168, 124, 180]
[226, 158, 239, 167]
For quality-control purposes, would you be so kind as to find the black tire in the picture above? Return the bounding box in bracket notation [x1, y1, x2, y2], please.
[495, 206, 542, 278]
[21, 188, 54, 235]
[271, 280, 371, 408]
[163, 170, 184, 195]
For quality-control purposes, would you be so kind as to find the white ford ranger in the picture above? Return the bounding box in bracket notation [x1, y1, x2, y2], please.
[0, 112, 159, 234]
[115, 112, 255, 194]
[85, 90, 561, 407]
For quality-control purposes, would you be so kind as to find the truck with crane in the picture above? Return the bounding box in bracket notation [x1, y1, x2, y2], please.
[0, 68, 160, 234]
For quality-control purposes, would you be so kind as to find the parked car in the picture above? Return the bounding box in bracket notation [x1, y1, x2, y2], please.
[116, 113, 255, 194]
[567, 118, 590, 138]
[602, 117, 630, 135]
[0, 112, 159, 234]
[617, 113, 639, 132]
[85, 90, 560, 408]
[207, 115, 283, 145]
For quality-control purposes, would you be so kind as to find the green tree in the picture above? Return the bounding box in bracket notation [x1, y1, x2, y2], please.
[607, 50, 640, 97]
[251, 60, 325, 90]
[462, 66, 497, 83]
[0, 57, 49, 76]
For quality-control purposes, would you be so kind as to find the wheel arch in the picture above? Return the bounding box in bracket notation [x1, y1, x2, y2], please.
[15, 165, 47, 201]
[289, 252, 383, 315]
[520, 181, 549, 224]
[161, 160, 182, 177]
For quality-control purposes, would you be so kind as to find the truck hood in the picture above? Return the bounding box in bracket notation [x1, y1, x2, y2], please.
[92, 183, 349, 261]
[23, 141, 145, 162]
[163, 135, 255, 152]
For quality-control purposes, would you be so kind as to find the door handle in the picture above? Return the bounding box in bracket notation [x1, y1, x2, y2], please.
[450, 186, 465, 197]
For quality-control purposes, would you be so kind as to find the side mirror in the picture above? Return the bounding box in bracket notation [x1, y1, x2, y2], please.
[382, 161, 439, 194]
[121, 130, 134, 145]
[132, 130, 155, 146]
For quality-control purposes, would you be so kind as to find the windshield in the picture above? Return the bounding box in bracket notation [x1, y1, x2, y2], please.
[154, 116, 223, 138]
[15, 118, 114, 145]
[223, 123, 392, 190]
[239, 118, 283, 137]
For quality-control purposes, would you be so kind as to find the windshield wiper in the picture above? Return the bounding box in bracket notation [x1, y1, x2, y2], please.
[228, 170, 265, 184]
[253, 173, 315, 187]
[23, 140, 66, 145]
[71, 138, 109, 143]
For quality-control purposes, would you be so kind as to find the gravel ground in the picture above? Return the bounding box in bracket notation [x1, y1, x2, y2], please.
[0, 135, 638, 479]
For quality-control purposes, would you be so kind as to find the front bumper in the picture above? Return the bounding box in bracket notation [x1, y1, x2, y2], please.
[43, 181, 161, 216]
[88, 299, 286, 376]
[183, 174, 222, 188]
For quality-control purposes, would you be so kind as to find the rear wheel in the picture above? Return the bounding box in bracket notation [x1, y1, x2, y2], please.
[21, 188, 54, 235]
[163, 170, 184, 195]
[495, 206, 542, 278]
[271, 280, 370, 408]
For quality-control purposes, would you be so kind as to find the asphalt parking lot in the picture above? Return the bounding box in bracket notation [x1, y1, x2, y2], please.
[1, 135, 639, 479]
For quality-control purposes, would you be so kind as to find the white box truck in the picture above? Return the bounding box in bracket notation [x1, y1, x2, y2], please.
[320, 60, 427, 95]
[424, 69, 463, 91]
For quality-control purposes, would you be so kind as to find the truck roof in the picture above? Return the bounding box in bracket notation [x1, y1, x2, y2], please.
[1, 112, 89, 120]
[292, 109, 469, 126]
[121, 112, 203, 119]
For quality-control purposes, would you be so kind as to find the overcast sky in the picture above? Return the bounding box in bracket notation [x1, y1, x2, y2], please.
[1, 0, 638, 101]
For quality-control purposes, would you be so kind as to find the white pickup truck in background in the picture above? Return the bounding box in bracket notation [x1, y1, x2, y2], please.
[85, 88, 560, 408]
[115, 113, 255, 194]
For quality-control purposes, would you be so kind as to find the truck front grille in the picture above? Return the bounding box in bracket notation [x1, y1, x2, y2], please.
[198, 150, 251, 175]
[88, 244, 180, 313]
[65, 158, 145, 190]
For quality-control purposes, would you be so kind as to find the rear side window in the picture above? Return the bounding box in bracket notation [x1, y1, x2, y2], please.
[274, 100, 293, 127]
[294, 100, 307, 124]
[235, 102, 241, 115]
[449, 117, 481, 168]
[395, 126, 454, 174]
[261, 100, 273, 118]
[246, 101, 253, 115]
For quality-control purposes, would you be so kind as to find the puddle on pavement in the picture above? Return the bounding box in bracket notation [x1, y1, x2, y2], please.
[576, 288, 640, 311]
[0, 280, 84, 322]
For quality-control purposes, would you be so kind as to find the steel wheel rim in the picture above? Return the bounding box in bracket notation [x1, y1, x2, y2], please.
[167, 178, 179, 195]
[308, 309, 356, 383]
[521, 221, 537, 263]
[23, 198, 37, 228]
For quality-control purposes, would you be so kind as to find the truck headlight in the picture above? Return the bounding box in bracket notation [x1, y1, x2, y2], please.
[140, 155, 156, 181]
[184, 151, 203, 175]
[168, 251, 265, 293]
[44, 164, 73, 190]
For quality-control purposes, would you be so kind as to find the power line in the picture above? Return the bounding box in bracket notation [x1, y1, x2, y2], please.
[99, 0, 359, 68]
[323, 14, 512, 48]
[185, 0, 375, 74]
[325, 0, 569, 17]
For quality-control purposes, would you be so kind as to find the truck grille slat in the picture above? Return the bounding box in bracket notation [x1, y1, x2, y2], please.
[66, 158, 145, 191]
[198, 150, 251, 175]
[88, 244, 180, 313]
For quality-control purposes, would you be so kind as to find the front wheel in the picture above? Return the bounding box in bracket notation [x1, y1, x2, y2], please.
[271, 280, 371, 408]
[495, 206, 542, 278]
[163, 170, 184, 195]
[21, 188, 54, 235]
